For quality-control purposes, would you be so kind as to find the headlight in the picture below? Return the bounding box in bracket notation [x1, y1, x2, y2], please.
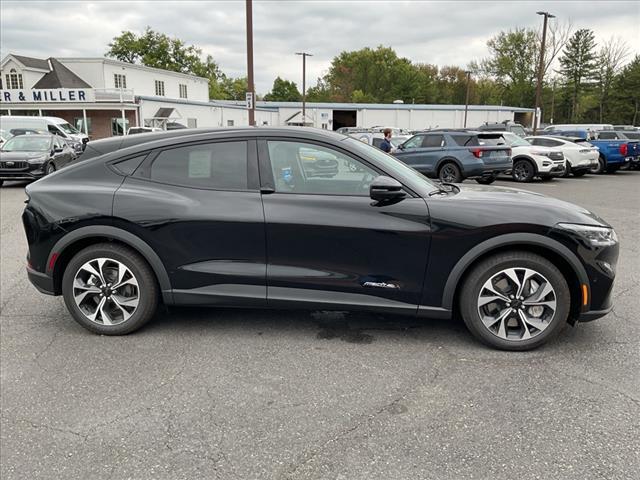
[556, 223, 618, 248]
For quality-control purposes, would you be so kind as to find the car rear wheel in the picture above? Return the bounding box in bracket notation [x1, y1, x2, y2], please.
[438, 162, 463, 183]
[511, 159, 535, 182]
[459, 251, 570, 351]
[475, 176, 496, 185]
[45, 162, 56, 175]
[590, 156, 606, 174]
[62, 243, 159, 335]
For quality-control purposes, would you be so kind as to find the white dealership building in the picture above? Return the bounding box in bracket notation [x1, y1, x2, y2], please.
[1, 53, 535, 139]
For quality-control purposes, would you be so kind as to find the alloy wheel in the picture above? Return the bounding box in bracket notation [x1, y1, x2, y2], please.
[513, 161, 532, 181]
[440, 164, 459, 183]
[46, 163, 56, 175]
[476, 267, 556, 341]
[72, 257, 140, 326]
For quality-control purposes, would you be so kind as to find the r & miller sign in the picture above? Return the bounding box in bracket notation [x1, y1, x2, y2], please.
[0, 89, 95, 103]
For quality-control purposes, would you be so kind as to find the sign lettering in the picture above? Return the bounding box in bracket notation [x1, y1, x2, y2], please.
[0, 89, 95, 103]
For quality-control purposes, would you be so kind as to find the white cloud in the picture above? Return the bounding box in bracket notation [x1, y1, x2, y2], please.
[1, 0, 638, 94]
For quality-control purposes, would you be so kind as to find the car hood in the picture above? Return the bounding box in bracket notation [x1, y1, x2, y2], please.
[0, 151, 48, 160]
[434, 183, 610, 228]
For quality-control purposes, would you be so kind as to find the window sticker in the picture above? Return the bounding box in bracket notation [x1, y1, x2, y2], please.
[188, 151, 211, 178]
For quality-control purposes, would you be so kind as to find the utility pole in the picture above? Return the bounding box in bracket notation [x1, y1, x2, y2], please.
[245, 0, 255, 126]
[296, 52, 312, 126]
[463, 70, 471, 128]
[533, 10, 555, 134]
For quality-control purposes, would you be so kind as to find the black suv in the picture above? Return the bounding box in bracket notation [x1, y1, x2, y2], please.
[23, 128, 618, 350]
[394, 130, 512, 184]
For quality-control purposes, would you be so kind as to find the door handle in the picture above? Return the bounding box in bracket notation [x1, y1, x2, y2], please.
[260, 186, 275, 194]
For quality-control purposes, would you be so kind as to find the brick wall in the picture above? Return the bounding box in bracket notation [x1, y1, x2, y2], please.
[43, 109, 137, 140]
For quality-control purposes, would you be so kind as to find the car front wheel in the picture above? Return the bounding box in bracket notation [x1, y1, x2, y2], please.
[439, 162, 463, 183]
[590, 156, 606, 174]
[459, 251, 570, 350]
[62, 243, 159, 335]
[45, 162, 56, 175]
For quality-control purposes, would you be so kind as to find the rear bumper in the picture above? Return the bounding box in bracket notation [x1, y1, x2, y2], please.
[26, 266, 56, 295]
[466, 162, 512, 178]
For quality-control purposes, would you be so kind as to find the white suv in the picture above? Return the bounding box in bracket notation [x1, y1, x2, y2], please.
[497, 132, 565, 182]
[526, 136, 599, 177]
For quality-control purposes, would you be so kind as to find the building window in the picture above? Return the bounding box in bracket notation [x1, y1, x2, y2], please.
[227, 120, 234, 127]
[6, 69, 24, 89]
[187, 118, 197, 128]
[321, 123, 328, 130]
[155, 80, 165, 96]
[179, 84, 188, 99]
[114, 73, 127, 89]
[74, 117, 92, 135]
[112, 117, 130, 136]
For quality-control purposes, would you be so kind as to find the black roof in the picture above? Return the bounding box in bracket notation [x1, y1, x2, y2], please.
[77, 127, 345, 162]
[32, 58, 92, 89]
[12, 55, 50, 70]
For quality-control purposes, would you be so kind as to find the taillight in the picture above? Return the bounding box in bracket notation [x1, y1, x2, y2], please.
[472, 148, 483, 158]
[620, 143, 628, 156]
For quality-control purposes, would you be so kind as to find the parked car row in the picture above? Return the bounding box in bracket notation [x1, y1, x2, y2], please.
[358, 125, 639, 184]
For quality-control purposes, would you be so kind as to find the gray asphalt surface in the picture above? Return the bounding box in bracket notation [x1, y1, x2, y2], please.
[1, 172, 639, 480]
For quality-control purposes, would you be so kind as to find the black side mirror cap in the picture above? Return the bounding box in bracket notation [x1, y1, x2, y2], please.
[370, 175, 406, 202]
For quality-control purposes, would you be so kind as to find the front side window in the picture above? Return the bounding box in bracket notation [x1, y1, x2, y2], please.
[597, 132, 616, 139]
[155, 80, 165, 96]
[150, 141, 248, 190]
[267, 141, 378, 196]
[403, 135, 424, 149]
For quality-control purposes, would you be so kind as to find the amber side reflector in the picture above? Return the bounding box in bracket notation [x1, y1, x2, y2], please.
[581, 284, 589, 306]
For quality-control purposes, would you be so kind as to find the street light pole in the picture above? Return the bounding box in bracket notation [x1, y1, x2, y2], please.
[245, 0, 255, 126]
[463, 70, 471, 128]
[533, 10, 555, 134]
[296, 52, 312, 126]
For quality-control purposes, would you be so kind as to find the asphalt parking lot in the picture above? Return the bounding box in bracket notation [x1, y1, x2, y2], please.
[1, 172, 639, 480]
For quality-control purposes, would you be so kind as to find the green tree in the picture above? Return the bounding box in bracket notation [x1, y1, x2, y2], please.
[479, 28, 538, 107]
[263, 77, 301, 101]
[610, 55, 640, 125]
[594, 37, 629, 122]
[106, 27, 226, 99]
[558, 29, 598, 121]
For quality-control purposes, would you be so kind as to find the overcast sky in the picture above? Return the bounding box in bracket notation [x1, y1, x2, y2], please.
[1, 1, 638, 93]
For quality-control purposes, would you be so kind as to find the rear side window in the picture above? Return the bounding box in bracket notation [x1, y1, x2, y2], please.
[598, 132, 617, 139]
[451, 135, 479, 146]
[150, 141, 248, 190]
[423, 135, 444, 147]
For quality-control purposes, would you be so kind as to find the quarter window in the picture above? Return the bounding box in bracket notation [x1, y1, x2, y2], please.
[150, 142, 248, 190]
[114, 73, 127, 89]
[267, 141, 378, 196]
[154, 80, 165, 96]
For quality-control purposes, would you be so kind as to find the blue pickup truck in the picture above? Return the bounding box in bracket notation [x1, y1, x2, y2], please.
[552, 130, 634, 173]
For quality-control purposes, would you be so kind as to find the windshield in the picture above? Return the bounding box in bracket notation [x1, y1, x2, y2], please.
[57, 122, 80, 134]
[343, 137, 437, 191]
[1, 136, 51, 152]
[500, 132, 531, 147]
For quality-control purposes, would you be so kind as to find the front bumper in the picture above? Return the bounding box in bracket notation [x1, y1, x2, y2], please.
[579, 305, 613, 322]
[0, 164, 45, 181]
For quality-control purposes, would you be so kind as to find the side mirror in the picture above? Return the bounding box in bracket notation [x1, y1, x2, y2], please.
[53, 146, 63, 153]
[370, 175, 406, 202]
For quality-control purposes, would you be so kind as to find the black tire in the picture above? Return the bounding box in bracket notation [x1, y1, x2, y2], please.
[606, 166, 619, 174]
[572, 170, 587, 177]
[511, 159, 535, 182]
[62, 243, 159, 335]
[540, 175, 554, 182]
[562, 162, 571, 178]
[438, 162, 463, 183]
[459, 251, 570, 351]
[45, 162, 56, 175]
[475, 176, 496, 185]
[590, 156, 606, 174]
